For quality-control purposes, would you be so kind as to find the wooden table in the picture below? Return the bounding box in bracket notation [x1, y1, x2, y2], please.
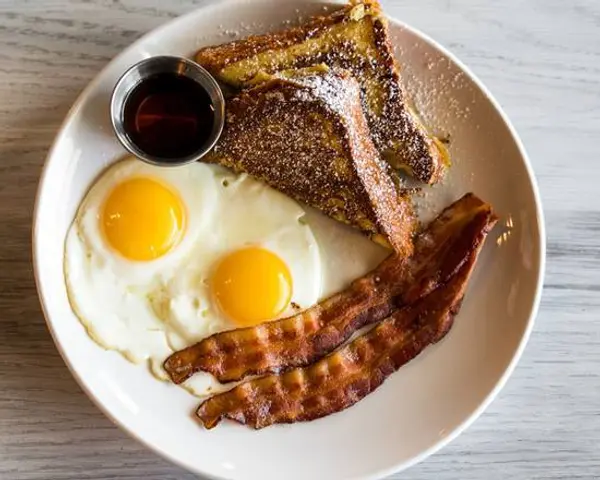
[1, 0, 598, 478]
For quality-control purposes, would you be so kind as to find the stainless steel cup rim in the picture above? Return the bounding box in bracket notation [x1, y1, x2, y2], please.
[110, 55, 225, 167]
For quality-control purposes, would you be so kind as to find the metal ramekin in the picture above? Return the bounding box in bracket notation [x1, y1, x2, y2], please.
[110, 55, 225, 166]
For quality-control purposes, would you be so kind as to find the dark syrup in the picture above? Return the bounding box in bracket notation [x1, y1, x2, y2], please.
[123, 73, 215, 160]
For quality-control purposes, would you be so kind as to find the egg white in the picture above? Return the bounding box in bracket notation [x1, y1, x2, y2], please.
[68, 158, 217, 282]
[154, 172, 323, 354]
[65, 157, 324, 396]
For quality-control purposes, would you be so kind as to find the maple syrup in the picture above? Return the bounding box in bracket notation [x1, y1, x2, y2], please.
[123, 73, 215, 160]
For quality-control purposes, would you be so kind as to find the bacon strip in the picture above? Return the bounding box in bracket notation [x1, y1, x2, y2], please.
[164, 193, 494, 384]
[196, 238, 486, 429]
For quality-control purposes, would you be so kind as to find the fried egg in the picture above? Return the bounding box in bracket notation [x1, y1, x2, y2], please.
[65, 157, 322, 395]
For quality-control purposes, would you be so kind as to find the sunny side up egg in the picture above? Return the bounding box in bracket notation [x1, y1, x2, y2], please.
[64, 158, 324, 395]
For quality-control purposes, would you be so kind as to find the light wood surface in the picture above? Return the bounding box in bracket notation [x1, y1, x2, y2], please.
[1, 0, 598, 478]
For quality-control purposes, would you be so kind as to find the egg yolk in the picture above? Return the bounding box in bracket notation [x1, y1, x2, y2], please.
[101, 177, 184, 261]
[211, 247, 293, 327]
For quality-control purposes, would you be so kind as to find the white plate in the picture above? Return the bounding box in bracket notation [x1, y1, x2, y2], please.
[32, 1, 545, 479]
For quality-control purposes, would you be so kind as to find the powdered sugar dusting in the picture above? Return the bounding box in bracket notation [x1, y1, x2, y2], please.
[390, 31, 483, 221]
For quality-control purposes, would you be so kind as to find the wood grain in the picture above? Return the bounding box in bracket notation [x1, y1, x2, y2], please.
[0, 0, 598, 478]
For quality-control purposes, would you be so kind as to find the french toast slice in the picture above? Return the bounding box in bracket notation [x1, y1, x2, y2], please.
[196, 0, 448, 184]
[205, 68, 416, 255]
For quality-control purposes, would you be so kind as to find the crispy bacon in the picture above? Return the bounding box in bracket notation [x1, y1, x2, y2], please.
[196, 239, 486, 429]
[164, 193, 495, 384]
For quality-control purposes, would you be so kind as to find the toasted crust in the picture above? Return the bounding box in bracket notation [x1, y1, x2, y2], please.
[205, 68, 416, 253]
[195, 221, 490, 429]
[164, 193, 497, 385]
[196, 1, 447, 183]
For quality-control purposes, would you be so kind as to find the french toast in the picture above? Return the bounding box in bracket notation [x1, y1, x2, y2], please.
[196, 0, 448, 184]
[204, 67, 416, 255]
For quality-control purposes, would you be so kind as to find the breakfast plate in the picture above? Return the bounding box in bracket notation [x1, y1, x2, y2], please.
[32, 0, 545, 479]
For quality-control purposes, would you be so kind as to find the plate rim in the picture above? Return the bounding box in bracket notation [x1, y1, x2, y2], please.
[32, 1, 546, 478]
